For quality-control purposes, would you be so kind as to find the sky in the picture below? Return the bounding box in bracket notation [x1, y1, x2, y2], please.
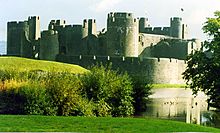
[0, 0, 220, 41]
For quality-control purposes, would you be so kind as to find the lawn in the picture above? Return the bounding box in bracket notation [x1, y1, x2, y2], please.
[0, 115, 219, 133]
[0, 56, 87, 74]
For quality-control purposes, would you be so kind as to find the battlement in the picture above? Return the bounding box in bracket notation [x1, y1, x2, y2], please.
[69, 55, 185, 64]
[7, 21, 29, 28]
[145, 27, 170, 32]
[65, 24, 82, 28]
[108, 12, 134, 19]
[83, 19, 96, 23]
[28, 16, 40, 20]
[56, 54, 186, 84]
[49, 19, 66, 30]
[142, 27, 170, 36]
[171, 17, 182, 22]
[55, 20, 66, 25]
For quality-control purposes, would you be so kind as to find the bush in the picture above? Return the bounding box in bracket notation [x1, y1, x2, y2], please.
[0, 65, 151, 117]
[45, 72, 95, 116]
[80, 65, 134, 117]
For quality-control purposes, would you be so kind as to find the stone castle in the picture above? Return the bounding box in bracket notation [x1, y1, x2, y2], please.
[7, 12, 202, 84]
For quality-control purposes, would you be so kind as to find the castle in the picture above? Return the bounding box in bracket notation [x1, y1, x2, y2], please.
[7, 12, 202, 84]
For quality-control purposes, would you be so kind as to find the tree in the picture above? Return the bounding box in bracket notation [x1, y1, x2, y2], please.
[183, 11, 220, 109]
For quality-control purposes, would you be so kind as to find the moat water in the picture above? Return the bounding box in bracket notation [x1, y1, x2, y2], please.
[144, 88, 220, 127]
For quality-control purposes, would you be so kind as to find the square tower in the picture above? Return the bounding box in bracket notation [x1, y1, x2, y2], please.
[28, 16, 41, 40]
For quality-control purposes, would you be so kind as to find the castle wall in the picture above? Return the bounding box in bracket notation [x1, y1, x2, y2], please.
[138, 33, 171, 56]
[57, 25, 84, 56]
[139, 38, 199, 60]
[141, 27, 170, 36]
[56, 55, 186, 84]
[139, 17, 188, 39]
[7, 21, 30, 57]
[40, 30, 59, 61]
[107, 12, 139, 57]
[150, 39, 189, 60]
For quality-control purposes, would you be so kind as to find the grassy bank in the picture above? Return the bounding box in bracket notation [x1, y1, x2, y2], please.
[152, 84, 186, 89]
[0, 115, 219, 133]
[0, 56, 87, 73]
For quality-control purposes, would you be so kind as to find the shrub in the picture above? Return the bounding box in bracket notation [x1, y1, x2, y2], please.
[45, 72, 95, 116]
[0, 65, 152, 117]
[81, 65, 134, 117]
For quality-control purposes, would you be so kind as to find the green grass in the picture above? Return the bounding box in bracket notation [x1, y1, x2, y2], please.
[0, 57, 87, 74]
[0, 115, 219, 133]
[152, 84, 186, 89]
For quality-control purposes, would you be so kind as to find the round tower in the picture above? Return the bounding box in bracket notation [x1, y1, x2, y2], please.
[40, 30, 59, 61]
[170, 17, 183, 39]
[107, 12, 139, 57]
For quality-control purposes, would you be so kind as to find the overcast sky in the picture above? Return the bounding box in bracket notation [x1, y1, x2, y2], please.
[0, 0, 220, 41]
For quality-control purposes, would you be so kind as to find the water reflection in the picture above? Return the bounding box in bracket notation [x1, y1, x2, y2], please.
[144, 88, 208, 124]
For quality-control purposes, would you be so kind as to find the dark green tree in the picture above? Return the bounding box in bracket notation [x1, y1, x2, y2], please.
[183, 11, 220, 109]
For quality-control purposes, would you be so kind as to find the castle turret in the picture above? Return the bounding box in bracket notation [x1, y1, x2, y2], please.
[83, 19, 97, 37]
[107, 12, 139, 57]
[139, 17, 150, 33]
[170, 17, 184, 39]
[40, 30, 59, 61]
[28, 16, 41, 40]
[48, 19, 66, 31]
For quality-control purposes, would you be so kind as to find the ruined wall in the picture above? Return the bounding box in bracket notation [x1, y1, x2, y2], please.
[107, 12, 139, 57]
[56, 55, 186, 84]
[40, 30, 59, 61]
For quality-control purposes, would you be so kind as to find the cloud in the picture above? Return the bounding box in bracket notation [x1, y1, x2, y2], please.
[91, 0, 123, 12]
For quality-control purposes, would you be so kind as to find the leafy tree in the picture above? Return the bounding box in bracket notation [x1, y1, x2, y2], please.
[131, 76, 152, 115]
[183, 11, 220, 109]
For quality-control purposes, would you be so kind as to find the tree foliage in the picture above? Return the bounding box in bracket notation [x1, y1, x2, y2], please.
[183, 11, 220, 109]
